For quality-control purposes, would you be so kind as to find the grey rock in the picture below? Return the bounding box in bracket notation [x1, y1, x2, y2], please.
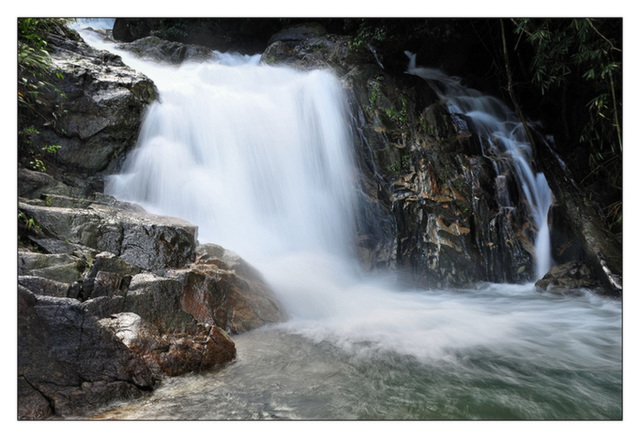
[535, 261, 607, 295]
[18, 286, 155, 419]
[32, 27, 157, 176]
[18, 201, 197, 272]
[117, 36, 214, 64]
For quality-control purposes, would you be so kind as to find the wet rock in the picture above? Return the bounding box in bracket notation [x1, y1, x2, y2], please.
[18, 286, 156, 419]
[18, 251, 88, 284]
[342, 60, 534, 286]
[18, 168, 85, 199]
[117, 36, 214, 64]
[535, 261, 607, 295]
[18, 376, 53, 420]
[262, 32, 372, 74]
[537, 139, 622, 296]
[98, 312, 236, 377]
[18, 275, 71, 298]
[82, 252, 142, 300]
[18, 200, 197, 272]
[32, 28, 157, 176]
[178, 243, 285, 333]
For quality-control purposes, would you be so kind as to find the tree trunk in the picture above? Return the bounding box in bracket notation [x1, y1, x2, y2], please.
[537, 139, 622, 297]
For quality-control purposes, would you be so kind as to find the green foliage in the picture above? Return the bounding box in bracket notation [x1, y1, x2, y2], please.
[29, 158, 46, 172]
[345, 18, 461, 55]
[512, 19, 621, 150]
[512, 18, 622, 229]
[18, 211, 42, 234]
[350, 25, 388, 50]
[42, 144, 62, 155]
[385, 96, 409, 128]
[387, 153, 411, 174]
[18, 18, 68, 120]
[18, 18, 68, 172]
[368, 80, 380, 106]
[151, 20, 188, 41]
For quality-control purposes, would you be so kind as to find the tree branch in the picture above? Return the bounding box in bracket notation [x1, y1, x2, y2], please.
[586, 18, 621, 52]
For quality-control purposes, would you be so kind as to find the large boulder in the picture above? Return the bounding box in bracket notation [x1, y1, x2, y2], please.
[18, 286, 156, 419]
[25, 25, 157, 177]
[18, 199, 197, 272]
[179, 244, 285, 334]
[98, 313, 235, 377]
[116, 36, 214, 64]
[17, 172, 285, 417]
[535, 261, 606, 295]
[17, 166, 288, 417]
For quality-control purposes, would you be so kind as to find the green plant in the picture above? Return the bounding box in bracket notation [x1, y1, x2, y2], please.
[368, 80, 380, 106]
[401, 154, 411, 170]
[18, 211, 42, 234]
[18, 19, 67, 122]
[29, 158, 46, 172]
[511, 18, 622, 231]
[512, 19, 621, 183]
[18, 19, 69, 172]
[384, 96, 409, 128]
[349, 25, 388, 50]
[42, 144, 61, 155]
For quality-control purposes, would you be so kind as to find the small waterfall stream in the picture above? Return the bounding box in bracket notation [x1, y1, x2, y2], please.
[71, 22, 620, 420]
[405, 53, 554, 279]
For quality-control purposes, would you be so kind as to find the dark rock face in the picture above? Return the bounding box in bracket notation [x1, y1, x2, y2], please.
[257, 23, 623, 292]
[116, 36, 214, 64]
[18, 286, 156, 419]
[535, 261, 605, 295]
[112, 18, 287, 54]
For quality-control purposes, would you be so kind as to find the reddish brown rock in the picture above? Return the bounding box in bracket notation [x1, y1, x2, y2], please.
[179, 244, 285, 334]
[99, 313, 236, 377]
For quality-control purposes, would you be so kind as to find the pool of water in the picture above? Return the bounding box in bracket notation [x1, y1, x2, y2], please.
[90, 285, 622, 420]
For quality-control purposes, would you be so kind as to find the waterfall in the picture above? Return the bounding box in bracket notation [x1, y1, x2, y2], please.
[68, 25, 620, 420]
[98, 42, 372, 320]
[405, 52, 554, 279]
[107, 60, 357, 263]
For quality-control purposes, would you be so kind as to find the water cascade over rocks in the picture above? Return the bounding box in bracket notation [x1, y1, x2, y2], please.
[405, 52, 554, 280]
[65, 22, 621, 419]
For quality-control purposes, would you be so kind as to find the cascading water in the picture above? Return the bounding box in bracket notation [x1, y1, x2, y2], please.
[72, 22, 620, 420]
[107, 58, 357, 263]
[405, 52, 554, 279]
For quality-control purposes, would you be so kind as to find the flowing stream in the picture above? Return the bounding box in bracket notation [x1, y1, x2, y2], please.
[73, 21, 621, 420]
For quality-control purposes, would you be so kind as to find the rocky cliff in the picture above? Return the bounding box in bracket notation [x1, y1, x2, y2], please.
[259, 22, 621, 294]
[17, 25, 284, 419]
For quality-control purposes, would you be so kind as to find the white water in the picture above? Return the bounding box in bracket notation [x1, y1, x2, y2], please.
[72, 22, 621, 419]
[405, 53, 554, 279]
